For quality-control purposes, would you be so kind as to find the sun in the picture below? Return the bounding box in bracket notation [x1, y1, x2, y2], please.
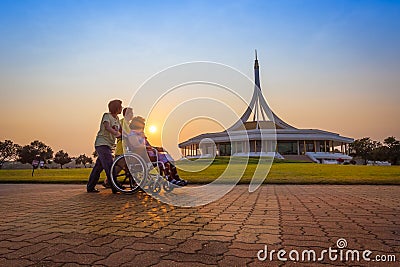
[148, 125, 157, 133]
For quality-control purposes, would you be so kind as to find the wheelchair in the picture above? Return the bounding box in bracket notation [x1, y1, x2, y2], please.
[110, 146, 176, 194]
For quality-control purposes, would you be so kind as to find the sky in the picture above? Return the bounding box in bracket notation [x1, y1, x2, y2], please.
[0, 0, 399, 157]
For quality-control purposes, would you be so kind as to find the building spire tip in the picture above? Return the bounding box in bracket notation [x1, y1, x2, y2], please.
[255, 49, 258, 60]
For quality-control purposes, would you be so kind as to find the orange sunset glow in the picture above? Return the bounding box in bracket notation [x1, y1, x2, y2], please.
[0, 1, 399, 158]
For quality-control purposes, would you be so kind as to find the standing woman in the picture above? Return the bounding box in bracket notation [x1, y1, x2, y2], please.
[114, 107, 134, 157]
[87, 100, 122, 193]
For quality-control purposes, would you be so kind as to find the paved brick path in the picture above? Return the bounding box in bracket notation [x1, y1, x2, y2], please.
[0, 184, 399, 266]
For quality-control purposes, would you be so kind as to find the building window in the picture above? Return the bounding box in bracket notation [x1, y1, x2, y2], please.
[256, 140, 262, 152]
[250, 140, 255, 153]
[277, 141, 298, 155]
[233, 142, 243, 153]
[306, 141, 314, 152]
[219, 143, 231, 156]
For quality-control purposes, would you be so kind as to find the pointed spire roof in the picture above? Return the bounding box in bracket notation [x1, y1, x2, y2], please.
[228, 51, 296, 131]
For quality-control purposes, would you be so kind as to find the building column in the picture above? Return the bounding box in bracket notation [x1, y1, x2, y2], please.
[297, 141, 300, 155]
[314, 141, 317, 153]
[303, 140, 306, 154]
[324, 141, 327, 152]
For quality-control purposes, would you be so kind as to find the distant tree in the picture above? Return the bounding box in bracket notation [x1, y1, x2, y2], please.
[370, 146, 389, 162]
[75, 154, 93, 168]
[92, 150, 98, 158]
[18, 140, 53, 165]
[349, 137, 381, 165]
[384, 136, 400, 165]
[54, 150, 72, 169]
[0, 140, 22, 169]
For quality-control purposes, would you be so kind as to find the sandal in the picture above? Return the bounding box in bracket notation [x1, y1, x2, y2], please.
[179, 179, 188, 186]
[170, 179, 182, 186]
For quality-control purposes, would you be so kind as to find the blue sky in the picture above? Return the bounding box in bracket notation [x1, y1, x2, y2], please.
[0, 0, 399, 156]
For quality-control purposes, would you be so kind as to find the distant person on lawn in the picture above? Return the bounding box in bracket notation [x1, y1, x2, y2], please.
[87, 100, 122, 193]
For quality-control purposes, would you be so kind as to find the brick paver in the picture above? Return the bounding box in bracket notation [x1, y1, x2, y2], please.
[0, 184, 399, 266]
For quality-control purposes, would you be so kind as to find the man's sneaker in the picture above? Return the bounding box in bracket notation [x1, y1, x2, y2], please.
[87, 188, 100, 193]
[102, 182, 111, 188]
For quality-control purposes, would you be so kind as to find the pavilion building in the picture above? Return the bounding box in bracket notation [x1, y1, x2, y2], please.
[178, 52, 353, 163]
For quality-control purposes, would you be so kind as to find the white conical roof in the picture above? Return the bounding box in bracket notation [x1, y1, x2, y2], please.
[228, 51, 296, 131]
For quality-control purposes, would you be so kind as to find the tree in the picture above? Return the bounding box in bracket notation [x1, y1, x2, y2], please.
[349, 137, 380, 165]
[370, 146, 389, 162]
[92, 150, 98, 158]
[75, 154, 93, 168]
[384, 136, 400, 165]
[18, 140, 53, 165]
[54, 150, 72, 169]
[0, 140, 21, 169]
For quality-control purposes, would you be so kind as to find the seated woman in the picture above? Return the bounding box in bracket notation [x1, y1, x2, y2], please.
[127, 116, 188, 186]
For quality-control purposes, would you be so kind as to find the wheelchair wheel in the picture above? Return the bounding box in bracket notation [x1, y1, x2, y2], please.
[162, 179, 175, 193]
[111, 153, 146, 194]
[149, 174, 162, 195]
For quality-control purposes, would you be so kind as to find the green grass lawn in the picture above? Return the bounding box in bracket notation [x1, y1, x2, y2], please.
[177, 157, 400, 184]
[0, 168, 99, 184]
[0, 157, 399, 184]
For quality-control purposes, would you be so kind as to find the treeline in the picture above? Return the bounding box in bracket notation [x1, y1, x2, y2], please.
[349, 136, 400, 165]
[0, 140, 94, 169]
[2, 136, 399, 169]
